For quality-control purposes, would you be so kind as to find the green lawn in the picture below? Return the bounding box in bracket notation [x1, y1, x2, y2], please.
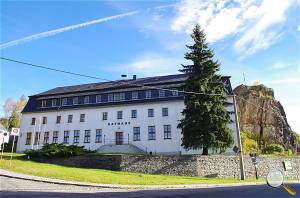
[0, 153, 262, 185]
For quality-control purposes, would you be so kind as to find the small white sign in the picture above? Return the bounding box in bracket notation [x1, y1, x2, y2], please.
[283, 161, 292, 171]
[3, 131, 10, 143]
[11, 128, 20, 136]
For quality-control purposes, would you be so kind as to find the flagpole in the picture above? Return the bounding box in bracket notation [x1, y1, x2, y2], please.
[9, 135, 16, 166]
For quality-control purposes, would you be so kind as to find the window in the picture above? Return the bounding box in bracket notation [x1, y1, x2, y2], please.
[117, 111, 123, 119]
[131, 110, 137, 118]
[132, 92, 138, 100]
[25, 132, 32, 145]
[145, 90, 152, 99]
[31, 118, 36, 125]
[159, 90, 165, 97]
[114, 93, 120, 101]
[41, 100, 47, 107]
[172, 90, 178, 96]
[73, 130, 80, 143]
[96, 95, 101, 103]
[63, 131, 70, 144]
[80, 114, 85, 122]
[84, 96, 89, 104]
[52, 99, 57, 107]
[84, 130, 91, 143]
[56, 116, 61, 124]
[102, 112, 108, 120]
[67, 115, 73, 123]
[120, 93, 125, 101]
[148, 109, 154, 117]
[42, 116, 47, 124]
[148, 126, 156, 140]
[162, 108, 168, 117]
[53, 131, 59, 144]
[73, 97, 79, 105]
[108, 94, 113, 102]
[133, 127, 140, 141]
[164, 125, 171, 139]
[95, 129, 102, 143]
[44, 132, 49, 144]
[62, 98, 68, 106]
[34, 132, 40, 145]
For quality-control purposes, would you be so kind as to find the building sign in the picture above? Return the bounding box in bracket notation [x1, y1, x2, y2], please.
[11, 128, 20, 136]
[283, 161, 292, 171]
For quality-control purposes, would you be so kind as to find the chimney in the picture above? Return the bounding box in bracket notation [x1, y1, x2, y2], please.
[132, 75, 137, 80]
[121, 74, 127, 80]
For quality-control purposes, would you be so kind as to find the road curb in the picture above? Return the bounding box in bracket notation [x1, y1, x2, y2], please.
[1, 169, 298, 190]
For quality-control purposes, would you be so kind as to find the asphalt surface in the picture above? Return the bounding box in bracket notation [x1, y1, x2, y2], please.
[0, 176, 299, 198]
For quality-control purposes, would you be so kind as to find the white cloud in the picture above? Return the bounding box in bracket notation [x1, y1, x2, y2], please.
[170, 0, 295, 56]
[266, 78, 300, 85]
[271, 62, 292, 70]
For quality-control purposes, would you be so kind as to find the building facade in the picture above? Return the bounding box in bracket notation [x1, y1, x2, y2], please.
[17, 74, 238, 155]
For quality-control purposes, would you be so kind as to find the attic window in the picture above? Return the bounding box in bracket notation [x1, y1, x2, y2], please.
[41, 100, 47, 108]
[52, 99, 57, 107]
[62, 98, 68, 106]
[84, 96, 89, 104]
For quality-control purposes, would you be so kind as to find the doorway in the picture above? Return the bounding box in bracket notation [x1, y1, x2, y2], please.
[115, 132, 123, 145]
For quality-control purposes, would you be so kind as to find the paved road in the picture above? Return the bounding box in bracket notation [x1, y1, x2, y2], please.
[1, 176, 299, 198]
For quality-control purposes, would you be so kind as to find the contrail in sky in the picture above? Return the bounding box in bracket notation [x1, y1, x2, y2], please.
[0, 11, 139, 49]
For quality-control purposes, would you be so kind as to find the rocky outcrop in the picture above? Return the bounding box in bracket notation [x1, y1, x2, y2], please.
[234, 84, 296, 150]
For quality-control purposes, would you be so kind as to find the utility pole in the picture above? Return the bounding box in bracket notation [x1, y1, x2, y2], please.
[243, 72, 246, 85]
[233, 94, 245, 180]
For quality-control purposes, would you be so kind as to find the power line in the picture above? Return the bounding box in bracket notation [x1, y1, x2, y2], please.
[0, 57, 291, 125]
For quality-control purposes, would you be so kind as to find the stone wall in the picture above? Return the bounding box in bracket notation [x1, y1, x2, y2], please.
[34, 155, 300, 179]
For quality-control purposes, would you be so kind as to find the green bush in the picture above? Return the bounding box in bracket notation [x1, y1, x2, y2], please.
[263, 144, 284, 154]
[24, 143, 95, 158]
[240, 131, 259, 154]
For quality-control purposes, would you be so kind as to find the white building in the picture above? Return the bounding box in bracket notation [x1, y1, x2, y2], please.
[17, 74, 239, 155]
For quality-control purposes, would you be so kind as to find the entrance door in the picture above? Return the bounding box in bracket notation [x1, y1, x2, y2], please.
[115, 132, 123, 145]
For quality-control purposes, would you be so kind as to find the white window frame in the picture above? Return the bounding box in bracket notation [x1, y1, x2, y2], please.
[84, 96, 89, 104]
[145, 90, 152, 99]
[96, 95, 101, 103]
[52, 99, 57, 107]
[62, 98, 68, 106]
[73, 97, 79, 105]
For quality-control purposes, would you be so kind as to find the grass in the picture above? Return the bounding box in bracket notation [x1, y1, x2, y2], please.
[0, 153, 263, 185]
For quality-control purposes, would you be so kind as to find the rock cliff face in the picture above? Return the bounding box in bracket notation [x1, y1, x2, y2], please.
[233, 84, 296, 150]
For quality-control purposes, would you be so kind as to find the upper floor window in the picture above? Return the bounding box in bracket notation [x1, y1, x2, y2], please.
[145, 90, 152, 99]
[62, 98, 68, 106]
[148, 109, 154, 117]
[148, 126, 156, 140]
[52, 99, 57, 107]
[96, 95, 101, 103]
[42, 116, 47, 124]
[108, 94, 113, 102]
[133, 127, 140, 141]
[53, 131, 59, 144]
[63, 131, 70, 144]
[44, 132, 50, 144]
[162, 108, 168, 117]
[68, 115, 73, 123]
[84, 130, 91, 143]
[120, 93, 125, 101]
[25, 132, 32, 145]
[117, 111, 123, 120]
[80, 114, 85, 122]
[84, 96, 89, 104]
[31, 117, 36, 125]
[74, 130, 80, 144]
[159, 90, 165, 97]
[41, 100, 47, 107]
[132, 92, 138, 100]
[95, 129, 102, 143]
[102, 112, 108, 120]
[131, 110, 137, 118]
[73, 97, 79, 105]
[172, 90, 178, 96]
[56, 116, 61, 124]
[164, 125, 171, 139]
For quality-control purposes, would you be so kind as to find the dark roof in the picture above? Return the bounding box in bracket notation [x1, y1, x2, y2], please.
[34, 74, 232, 97]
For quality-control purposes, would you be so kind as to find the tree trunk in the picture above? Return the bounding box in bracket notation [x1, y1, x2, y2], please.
[202, 147, 209, 155]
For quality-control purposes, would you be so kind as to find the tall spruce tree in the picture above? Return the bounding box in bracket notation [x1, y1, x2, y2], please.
[178, 25, 234, 155]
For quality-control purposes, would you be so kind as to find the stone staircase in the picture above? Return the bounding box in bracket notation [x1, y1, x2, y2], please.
[97, 144, 146, 154]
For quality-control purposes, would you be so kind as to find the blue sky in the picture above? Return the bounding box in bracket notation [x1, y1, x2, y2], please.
[0, 0, 299, 132]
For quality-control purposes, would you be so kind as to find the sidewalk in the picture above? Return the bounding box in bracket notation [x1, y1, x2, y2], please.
[1, 168, 296, 190]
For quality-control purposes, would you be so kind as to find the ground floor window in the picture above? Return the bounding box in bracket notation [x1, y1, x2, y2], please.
[25, 132, 32, 145]
[73, 130, 80, 143]
[164, 125, 171, 139]
[63, 131, 70, 144]
[95, 129, 102, 143]
[133, 127, 140, 141]
[148, 126, 156, 140]
[53, 131, 59, 144]
[43, 131, 49, 144]
[84, 130, 91, 143]
[34, 132, 40, 145]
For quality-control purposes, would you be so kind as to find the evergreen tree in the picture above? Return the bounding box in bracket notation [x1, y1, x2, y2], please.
[178, 25, 233, 155]
[8, 110, 20, 131]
